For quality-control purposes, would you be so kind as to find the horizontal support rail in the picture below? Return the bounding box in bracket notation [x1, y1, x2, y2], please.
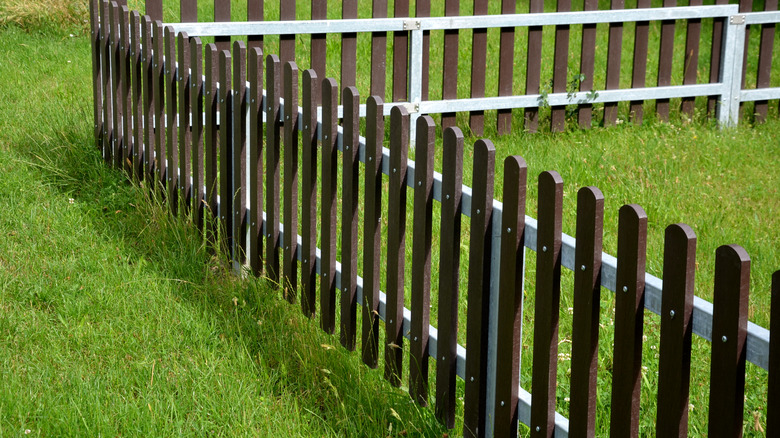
[740, 87, 780, 102]
[744, 10, 780, 24]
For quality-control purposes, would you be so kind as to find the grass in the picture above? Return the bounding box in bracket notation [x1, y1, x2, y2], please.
[2, 0, 779, 436]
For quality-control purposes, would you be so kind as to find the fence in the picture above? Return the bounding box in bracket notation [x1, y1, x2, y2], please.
[88, 0, 779, 436]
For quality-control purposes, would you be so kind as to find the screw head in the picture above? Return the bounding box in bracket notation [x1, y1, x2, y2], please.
[536, 426, 541, 432]
[670, 310, 676, 318]
[581, 265, 586, 271]
[470, 376, 474, 382]
[501, 401, 505, 407]
[622, 286, 629, 292]
[722, 336, 728, 342]
[542, 245, 548, 252]
[418, 181, 422, 187]
[476, 209, 481, 214]
[507, 228, 511, 233]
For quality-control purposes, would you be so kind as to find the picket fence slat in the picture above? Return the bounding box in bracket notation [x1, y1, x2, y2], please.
[754, 0, 778, 122]
[410, 116, 436, 406]
[384, 105, 409, 387]
[708, 0, 729, 115]
[463, 138, 495, 438]
[342, 1, 358, 95]
[121, 6, 133, 172]
[265, 55, 281, 283]
[283, 61, 299, 301]
[531, 170, 563, 437]
[768, 271, 780, 435]
[578, 0, 597, 129]
[656, 0, 677, 121]
[551, 0, 571, 133]
[142, 16, 154, 181]
[178, 32, 192, 213]
[165, 26, 179, 209]
[681, 0, 703, 117]
[610, 204, 648, 438]
[190, 37, 204, 228]
[301, 69, 318, 317]
[180, 0, 196, 22]
[604, 0, 623, 126]
[153, 20, 165, 185]
[392, 0, 410, 102]
[498, 0, 516, 134]
[146, 0, 161, 21]
[630, 0, 651, 124]
[280, 1, 295, 83]
[248, 47, 264, 275]
[341, 86, 360, 351]
[320, 78, 338, 335]
[111, 3, 122, 166]
[311, 1, 326, 93]
[440, 0, 459, 130]
[468, 0, 488, 136]
[130, 12, 143, 179]
[214, 0, 231, 78]
[218, 49, 233, 253]
[371, 0, 388, 99]
[204, 44, 218, 236]
[568, 186, 604, 438]
[100, 0, 111, 161]
[708, 244, 750, 437]
[234, 42, 248, 263]
[247, 0, 263, 51]
[656, 223, 696, 437]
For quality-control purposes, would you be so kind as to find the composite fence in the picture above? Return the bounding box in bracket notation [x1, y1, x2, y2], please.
[88, 1, 779, 437]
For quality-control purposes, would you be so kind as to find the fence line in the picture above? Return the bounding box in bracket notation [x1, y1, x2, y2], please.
[89, 1, 778, 437]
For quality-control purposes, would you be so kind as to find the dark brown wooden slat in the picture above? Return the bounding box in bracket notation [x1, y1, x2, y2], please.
[708, 0, 729, 116]
[497, 0, 516, 134]
[435, 126, 464, 429]
[301, 69, 318, 316]
[531, 170, 563, 437]
[280, 0, 295, 92]
[320, 78, 339, 334]
[469, 0, 488, 136]
[100, 0, 112, 163]
[342, 0, 358, 94]
[551, 0, 571, 132]
[578, 0, 597, 129]
[283, 61, 299, 302]
[754, 0, 777, 122]
[524, 0, 541, 133]
[178, 32, 192, 213]
[265, 55, 281, 284]
[630, 0, 651, 124]
[142, 16, 154, 182]
[371, 0, 388, 99]
[233, 42, 248, 264]
[120, 6, 133, 172]
[311, 0, 326, 98]
[204, 44, 219, 238]
[153, 20, 166, 186]
[708, 244, 750, 437]
[180, 0, 197, 21]
[656, 0, 677, 121]
[248, 47, 264, 276]
[610, 204, 648, 438]
[739, 0, 754, 121]
[341, 86, 360, 351]
[130, 11, 143, 179]
[655, 223, 696, 437]
[392, 0, 410, 102]
[463, 138, 495, 438]
[214, 0, 231, 58]
[768, 270, 780, 435]
[603, 0, 624, 126]
[416, 0, 431, 100]
[191, 37, 204, 230]
[568, 186, 605, 438]
[90, 0, 103, 150]
[218, 49, 233, 256]
[110, 3, 122, 167]
[362, 96, 384, 368]
[146, 0, 162, 21]
[410, 115, 436, 407]
[384, 105, 409, 387]
[681, 0, 703, 117]
[247, 0, 263, 51]
[440, 0, 460, 130]
[165, 26, 178, 209]
[494, 155, 528, 438]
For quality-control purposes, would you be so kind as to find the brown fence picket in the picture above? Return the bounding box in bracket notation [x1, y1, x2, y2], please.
[630, 0, 651, 124]
[146, 0, 162, 21]
[656, 223, 696, 437]
[180, 0, 196, 21]
[100, 0, 112, 162]
[280, 1, 295, 85]
[142, 16, 154, 181]
[435, 126, 464, 429]
[551, 0, 571, 133]
[191, 37, 204, 229]
[233, 42, 248, 263]
[320, 78, 339, 334]
[153, 20, 166, 185]
[218, 49, 233, 255]
[498, 0, 516, 134]
[362, 96, 384, 368]
[247, 0, 263, 51]
[754, 0, 778, 122]
[410, 115, 436, 406]
[568, 186, 605, 438]
[265, 55, 281, 284]
[131, 11, 143, 179]
[468, 0, 488, 136]
[283, 61, 299, 302]
[417, 0, 431, 101]
[656, 0, 677, 121]
[681, 0, 702, 117]
[214, 0, 231, 77]
[708, 0, 729, 115]
[311, 1, 327, 97]
[371, 0, 388, 99]
[708, 244, 750, 437]
[494, 155, 528, 438]
[110, 3, 122, 166]
[604, 0, 624, 126]
[524, 0, 541, 133]
[249, 47, 264, 275]
[342, 1, 358, 94]
[531, 170, 563, 437]
[204, 44, 219, 237]
[739, 0, 753, 120]
[120, 6, 133, 172]
[578, 0, 597, 129]
[301, 69, 318, 317]
[178, 32, 192, 213]
[384, 105, 409, 387]
[463, 138, 495, 438]
[610, 204, 648, 438]
[165, 26, 178, 204]
[440, 0, 460, 130]
[341, 86, 360, 351]
[392, 0, 410, 102]
[768, 271, 780, 435]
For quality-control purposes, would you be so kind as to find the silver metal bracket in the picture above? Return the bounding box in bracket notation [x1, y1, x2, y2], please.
[402, 102, 420, 113]
[730, 14, 746, 25]
[403, 19, 421, 30]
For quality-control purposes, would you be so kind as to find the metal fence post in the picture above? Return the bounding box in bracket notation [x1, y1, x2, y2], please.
[408, 21, 423, 146]
[719, 7, 746, 127]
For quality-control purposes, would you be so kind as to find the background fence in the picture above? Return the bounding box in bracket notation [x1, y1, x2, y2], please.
[89, 0, 779, 436]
